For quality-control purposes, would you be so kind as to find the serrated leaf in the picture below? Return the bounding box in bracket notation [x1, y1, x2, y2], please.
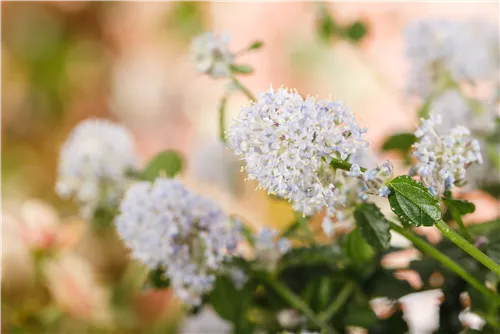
[230, 64, 254, 74]
[388, 175, 442, 227]
[354, 203, 391, 250]
[381, 133, 417, 154]
[443, 198, 475, 215]
[142, 151, 183, 181]
[345, 228, 375, 265]
[247, 40, 264, 51]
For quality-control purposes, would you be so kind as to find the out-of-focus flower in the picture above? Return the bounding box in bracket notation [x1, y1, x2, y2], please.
[226, 267, 248, 290]
[56, 119, 137, 219]
[459, 307, 486, 331]
[43, 253, 112, 325]
[405, 19, 499, 99]
[411, 114, 482, 197]
[115, 178, 241, 306]
[191, 32, 234, 79]
[277, 309, 305, 329]
[188, 138, 242, 196]
[429, 90, 498, 135]
[228, 86, 368, 217]
[252, 227, 291, 270]
[18, 199, 60, 250]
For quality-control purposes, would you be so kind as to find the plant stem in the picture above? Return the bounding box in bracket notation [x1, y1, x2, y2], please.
[436, 220, 500, 277]
[449, 207, 473, 243]
[231, 77, 257, 102]
[328, 157, 367, 172]
[319, 282, 354, 322]
[390, 222, 500, 303]
[262, 274, 338, 334]
[218, 95, 228, 143]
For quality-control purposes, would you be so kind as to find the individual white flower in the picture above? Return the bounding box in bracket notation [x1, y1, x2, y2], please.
[55, 119, 137, 218]
[115, 178, 241, 306]
[404, 19, 499, 98]
[253, 227, 291, 270]
[411, 114, 483, 197]
[277, 309, 306, 329]
[228, 86, 368, 216]
[191, 32, 234, 79]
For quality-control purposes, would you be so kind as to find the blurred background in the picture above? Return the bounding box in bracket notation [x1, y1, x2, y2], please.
[2, 2, 499, 333]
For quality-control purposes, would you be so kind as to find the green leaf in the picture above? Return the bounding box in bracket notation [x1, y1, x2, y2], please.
[381, 133, 417, 154]
[443, 198, 476, 215]
[209, 275, 254, 334]
[469, 219, 500, 237]
[354, 203, 391, 250]
[230, 64, 254, 74]
[388, 175, 442, 227]
[148, 267, 170, 289]
[142, 151, 183, 181]
[344, 297, 378, 328]
[418, 98, 432, 118]
[278, 244, 344, 271]
[345, 21, 368, 43]
[316, 3, 339, 43]
[368, 309, 409, 334]
[485, 238, 500, 264]
[247, 41, 264, 51]
[344, 228, 375, 266]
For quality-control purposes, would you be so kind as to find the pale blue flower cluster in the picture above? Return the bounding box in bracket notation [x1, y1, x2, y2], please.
[405, 19, 499, 99]
[191, 32, 234, 79]
[55, 119, 137, 218]
[115, 178, 241, 306]
[411, 114, 483, 197]
[228, 87, 368, 216]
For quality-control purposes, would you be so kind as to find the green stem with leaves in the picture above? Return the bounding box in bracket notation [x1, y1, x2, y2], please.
[435, 220, 500, 277]
[262, 274, 339, 334]
[319, 281, 354, 322]
[232, 77, 257, 102]
[449, 207, 473, 242]
[390, 222, 500, 303]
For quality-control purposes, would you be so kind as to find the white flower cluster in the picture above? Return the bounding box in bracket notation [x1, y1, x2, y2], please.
[411, 114, 483, 197]
[55, 119, 137, 218]
[191, 32, 234, 79]
[115, 178, 241, 306]
[228, 87, 368, 216]
[253, 227, 291, 270]
[405, 19, 499, 98]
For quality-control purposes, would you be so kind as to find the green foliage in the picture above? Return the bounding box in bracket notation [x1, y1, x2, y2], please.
[141, 151, 183, 181]
[148, 267, 170, 289]
[388, 175, 442, 227]
[344, 229, 376, 267]
[480, 183, 500, 199]
[354, 203, 391, 250]
[409, 258, 437, 285]
[343, 297, 378, 328]
[345, 21, 368, 43]
[209, 274, 255, 334]
[278, 244, 344, 271]
[443, 198, 476, 215]
[365, 269, 414, 300]
[247, 41, 264, 51]
[230, 64, 254, 75]
[368, 309, 408, 334]
[381, 133, 417, 155]
[166, 2, 204, 38]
